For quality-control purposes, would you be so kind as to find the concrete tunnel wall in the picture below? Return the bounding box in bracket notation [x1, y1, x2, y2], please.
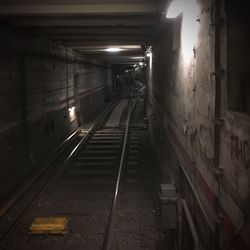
[147, 0, 250, 249]
[0, 26, 113, 201]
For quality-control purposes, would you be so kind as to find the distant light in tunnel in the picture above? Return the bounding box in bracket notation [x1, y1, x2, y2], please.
[106, 47, 122, 52]
[68, 106, 76, 119]
[68, 106, 75, 112]
[146, 52, 152, 58]
[166, 0, 200, 64]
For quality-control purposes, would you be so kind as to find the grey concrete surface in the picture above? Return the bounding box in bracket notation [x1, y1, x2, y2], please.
[105, 99, 129, 127]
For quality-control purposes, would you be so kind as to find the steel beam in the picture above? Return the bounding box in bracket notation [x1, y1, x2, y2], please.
[35, 27, 154, 35]
[66, 41, 148, 46]
[49, 34, 154, 41]
[0, 4, 157, 15]
[80, 50, 143, 55]
[10, 18, 156, 27]
[75, 45, 142, 50]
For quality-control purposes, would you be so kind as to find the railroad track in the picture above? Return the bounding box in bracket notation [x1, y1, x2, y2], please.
[0, 91, 147, 250]
[67, 128, 125, 184]
[0, 97, 119, 246]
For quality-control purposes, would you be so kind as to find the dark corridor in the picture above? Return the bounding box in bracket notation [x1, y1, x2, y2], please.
[0, 1, 250, 250]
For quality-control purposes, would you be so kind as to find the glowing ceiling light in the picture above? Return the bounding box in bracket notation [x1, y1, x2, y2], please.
[166, 0, 184, 18]
[106, 47, 122, 52]
[166, 0, 200, 64]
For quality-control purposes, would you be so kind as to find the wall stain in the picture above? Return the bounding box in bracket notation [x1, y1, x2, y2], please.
[230, 134, 249, 169]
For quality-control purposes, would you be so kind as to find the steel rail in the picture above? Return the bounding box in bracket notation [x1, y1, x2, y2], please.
[103, 90, 145, 250]
[0, 96, 119, 218]
[180, 199, 200, 250]
[180, 163, 215, 232]
[0, 97, 119, 245]
[0, 129, 79, 218]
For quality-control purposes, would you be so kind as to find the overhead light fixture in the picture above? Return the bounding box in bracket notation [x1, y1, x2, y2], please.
[166, 0, 200, 64]
[106, 47, 122, 52]
[131, 56, 145, 60]
[166, 0, 184, 18]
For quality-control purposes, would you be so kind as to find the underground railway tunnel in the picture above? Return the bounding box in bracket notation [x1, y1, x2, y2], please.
[0, 0, 249, 249]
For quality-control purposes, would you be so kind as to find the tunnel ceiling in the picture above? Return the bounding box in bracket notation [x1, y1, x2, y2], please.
[0, 0, 166, 66]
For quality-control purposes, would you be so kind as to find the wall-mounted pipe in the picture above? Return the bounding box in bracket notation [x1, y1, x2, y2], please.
[213, 0, 224, 249]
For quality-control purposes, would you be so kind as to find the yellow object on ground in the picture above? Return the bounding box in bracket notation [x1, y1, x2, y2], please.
[29, 217, 69, 234]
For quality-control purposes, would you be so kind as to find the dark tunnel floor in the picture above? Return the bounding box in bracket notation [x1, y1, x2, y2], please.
[0, 99, 171, 250]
